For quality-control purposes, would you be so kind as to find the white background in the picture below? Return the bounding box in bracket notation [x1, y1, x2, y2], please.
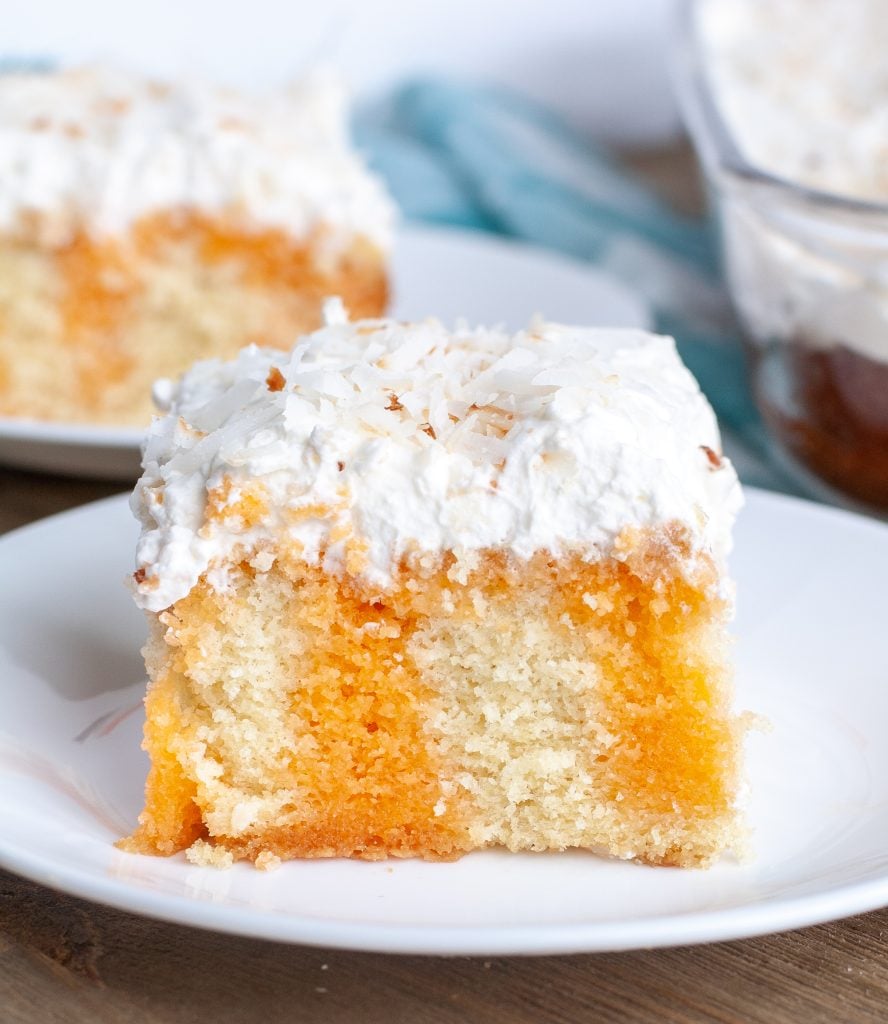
[5, 0, 682, 143]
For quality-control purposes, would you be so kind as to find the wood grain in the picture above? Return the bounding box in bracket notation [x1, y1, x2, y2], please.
[4, 865, 888, 1024]
[0, 467, 121, 536]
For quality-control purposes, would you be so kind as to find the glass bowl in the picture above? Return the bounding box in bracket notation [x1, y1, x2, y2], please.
[674, 0, 888, 513]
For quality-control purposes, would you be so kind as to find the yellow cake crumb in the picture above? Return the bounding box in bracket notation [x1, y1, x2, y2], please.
[126, 532, 746, 869]
[185, 839, 234, 868]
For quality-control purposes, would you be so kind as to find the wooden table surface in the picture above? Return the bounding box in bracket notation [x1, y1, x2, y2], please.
[3, 148, 888, 1024]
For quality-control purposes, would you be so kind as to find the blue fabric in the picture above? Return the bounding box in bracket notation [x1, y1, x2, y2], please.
[355, 78, 807, 496]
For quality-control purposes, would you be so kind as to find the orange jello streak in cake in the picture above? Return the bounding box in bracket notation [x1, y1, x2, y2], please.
[56, 230, 137, 409]
[551, 538, 737, 864]
[204, 478, 269, 529]
[136, 212, 388, 316]
[128, 559, 468, 862]
[39, 210, 387, 417]
[194, 217, 324, 292]
[267, 558, 466, 860]
[127, 520, 737, 866]
[131, 484, 465, 861]
[119, 677, 206, 855]
[407, 542, 736, 864]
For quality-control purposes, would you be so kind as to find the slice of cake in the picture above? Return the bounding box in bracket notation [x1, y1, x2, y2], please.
[125, 303, 745, 868]
[0, 67, 393, 426]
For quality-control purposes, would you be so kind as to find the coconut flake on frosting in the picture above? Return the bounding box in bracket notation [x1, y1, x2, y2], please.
[132, 310, 742, 612]
[0, 66, 394, 249]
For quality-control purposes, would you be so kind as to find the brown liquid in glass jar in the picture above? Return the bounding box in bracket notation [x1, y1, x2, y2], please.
[751, 341, 888, 510]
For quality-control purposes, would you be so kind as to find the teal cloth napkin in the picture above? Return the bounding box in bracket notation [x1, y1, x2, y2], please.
[355, 78, 807, 496]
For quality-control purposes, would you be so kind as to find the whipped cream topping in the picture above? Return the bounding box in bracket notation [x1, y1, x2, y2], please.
[719, 204, 888, 364]
[699, 0, 888, 363]
[700, 0, 888, 202]
[132, 305, 742, 612]
[0, 66, 394, 248]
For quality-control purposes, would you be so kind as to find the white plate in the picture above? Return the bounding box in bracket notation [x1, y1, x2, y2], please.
[0, 225, 648, 480]
[1, 488, 888, 955]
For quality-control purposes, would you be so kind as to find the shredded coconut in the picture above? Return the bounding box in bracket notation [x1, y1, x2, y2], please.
[132, 314, 742, 611]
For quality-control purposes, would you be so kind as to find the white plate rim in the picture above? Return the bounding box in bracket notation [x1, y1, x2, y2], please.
[0, 414, 143, 449]
[3, 815, 888, 955]
[1, 486, 887, 956]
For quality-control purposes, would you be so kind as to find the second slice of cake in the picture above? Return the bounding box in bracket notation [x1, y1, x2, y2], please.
[0, 67, 393, 426]
[127, 305, 745, 868]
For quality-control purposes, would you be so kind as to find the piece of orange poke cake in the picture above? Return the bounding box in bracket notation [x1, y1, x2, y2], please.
[126, 301, 746, 869]
[0, 67, 393, 426]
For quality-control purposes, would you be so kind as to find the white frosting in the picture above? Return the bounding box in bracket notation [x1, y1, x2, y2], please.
[719, 203, 888, 364]
[0, 66, 394, 249]
[700, 0, 888, 363]
[700, 0, 888, 202]
[132, 306, 741, 612]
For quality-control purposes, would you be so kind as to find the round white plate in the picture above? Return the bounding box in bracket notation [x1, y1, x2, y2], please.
[1, 488, 887, 955]
[0, 225, 648, 480]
